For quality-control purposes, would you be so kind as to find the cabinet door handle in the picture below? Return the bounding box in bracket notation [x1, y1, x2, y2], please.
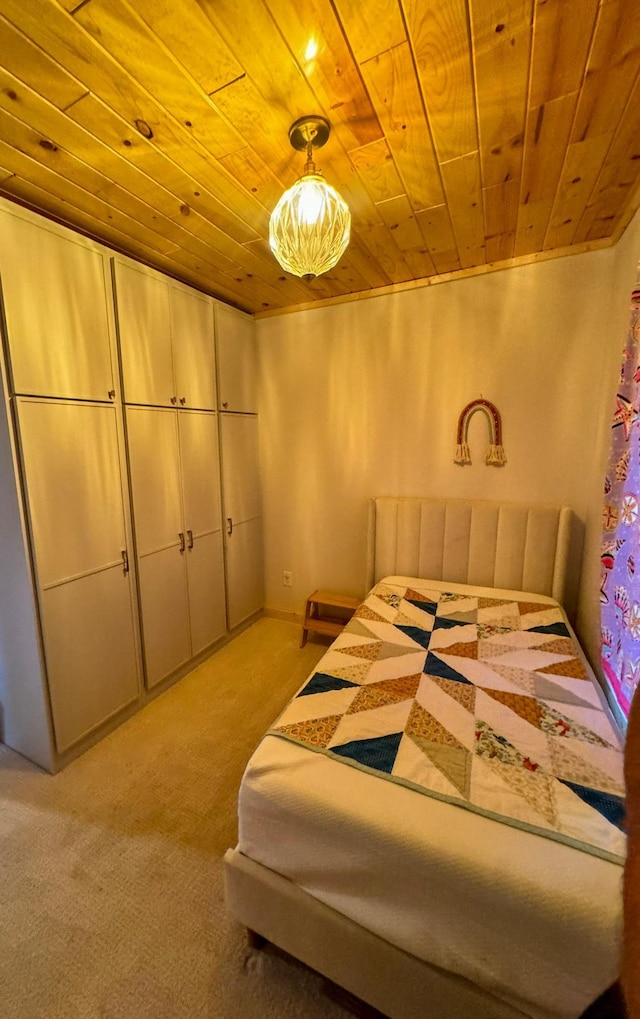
[187, 528, 193, 549]
[222, 401, 228, 409]
[121, 549, 129, 574]
[178, 531, 185, 552]
[179, 396, 186, 405]
[227, 517, 233, 536]
[108, 389, 116, 400]
[170, 395, 177, 405]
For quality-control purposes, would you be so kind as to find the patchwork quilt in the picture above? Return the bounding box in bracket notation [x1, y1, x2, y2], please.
[271, 579, 626, 863]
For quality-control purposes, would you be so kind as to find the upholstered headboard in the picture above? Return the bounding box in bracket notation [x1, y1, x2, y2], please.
[366, 497, 573, 605]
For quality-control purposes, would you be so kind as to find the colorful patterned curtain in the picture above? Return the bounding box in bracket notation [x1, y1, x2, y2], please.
[601, 280, 640, 718]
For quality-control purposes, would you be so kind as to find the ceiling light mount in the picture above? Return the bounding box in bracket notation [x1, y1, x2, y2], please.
[269, 115, 351, 282]
[288, 115, 330, 155]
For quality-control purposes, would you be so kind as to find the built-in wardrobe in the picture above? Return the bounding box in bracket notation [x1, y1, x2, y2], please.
[0, 198, 263, 773]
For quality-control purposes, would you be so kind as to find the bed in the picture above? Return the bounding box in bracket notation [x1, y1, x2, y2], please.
[224, 497, 625, 1019]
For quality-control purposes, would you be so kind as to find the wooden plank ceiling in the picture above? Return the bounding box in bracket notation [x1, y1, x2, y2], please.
[0, 0, 639, 315]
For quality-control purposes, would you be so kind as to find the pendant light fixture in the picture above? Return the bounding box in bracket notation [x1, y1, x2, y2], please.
[269, 115, 351, 281]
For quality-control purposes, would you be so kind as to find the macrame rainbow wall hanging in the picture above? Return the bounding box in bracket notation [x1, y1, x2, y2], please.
[454, 398, 507, 467]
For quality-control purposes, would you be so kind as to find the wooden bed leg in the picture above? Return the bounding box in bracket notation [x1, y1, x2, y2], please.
[246, 928, 266, 950]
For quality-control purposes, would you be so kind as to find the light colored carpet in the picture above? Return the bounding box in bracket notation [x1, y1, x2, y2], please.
[0, 618, 353, 1019]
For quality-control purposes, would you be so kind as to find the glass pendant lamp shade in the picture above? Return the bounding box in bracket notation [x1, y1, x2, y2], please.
[269, 171, 350, 281]
[269, 115, 351, 282]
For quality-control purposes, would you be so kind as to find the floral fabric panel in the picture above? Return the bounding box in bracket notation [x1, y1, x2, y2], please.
[272, 581, 625, 864]
[601, 289, 640, 717]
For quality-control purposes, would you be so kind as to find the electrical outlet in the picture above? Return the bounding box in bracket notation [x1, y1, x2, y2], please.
[282, 570, 293, 587]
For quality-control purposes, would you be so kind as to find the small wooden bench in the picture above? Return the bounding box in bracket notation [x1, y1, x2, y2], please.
[300, 590, 360, 648]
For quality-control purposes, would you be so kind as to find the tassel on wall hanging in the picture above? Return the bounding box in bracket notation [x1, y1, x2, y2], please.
[454, 398, 507, 467]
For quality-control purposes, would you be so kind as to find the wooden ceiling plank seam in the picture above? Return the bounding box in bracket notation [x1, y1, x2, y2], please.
[584, 68, 640, 199]
[196, 0, 368, 166]
[414, 204, 461, 275]
[527, 0, 599, 109]
[355, 220, 416, 285]
[69, 0, 246, 160]
[375, 194, 437, 276]
[546, 0, 640, 248]
[439, 150, 486, 269]
[402, 0, 479, 164]
[535, 0, 604, 254]
[611, 170, 640, 246]
[63, 92, 270, 244]
[571, 0, 640, 146]
[2, 0, 273, 243]
[260, 0, 384, 153]
[514, 91, 579, 257]
[355, 180, 438, 281]
[468, 0, 533, 192]
[483, 179, 519, 263]
[58, 0, 87, 12]
[395, 0, 471, 272]
[359, 42, 446, 213]
[328, 0, 407, 65]
[347, 138, 407, 208]
[510, 0, 536, 253]
[0, 14, 88, 112]
[544, 133, 615, 250]
[218, 146, 291, 219]
[542, 3, 635, 251]
[331, 233, 395, 290]
[129, 0, 245, 97]
[328, 258, 382, 294]
[570, 64, 640, 245]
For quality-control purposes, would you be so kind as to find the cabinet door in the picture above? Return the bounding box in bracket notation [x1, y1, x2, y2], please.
[219, 412, 261, 526]
[126, 407, 182, 556]
[179, 411, 226, 652]
[40, 565, 139, 753]
[137, 546, 191, 688]
[170, 286, 216, 410]
[16, 397, 140, 752]
[225, 517, 264, 629]
[17, 399, 128, 587]
[0, 213, 114, 401]
[126, 406, 192, 688]
[215, 303, 257, 413]
[113, 260, 174, 406]
[178, 411, 221, 535]
[187, 530, 226, 655]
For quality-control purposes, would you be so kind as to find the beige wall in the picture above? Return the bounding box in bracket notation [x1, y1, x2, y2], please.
[257, 216, 640, 672]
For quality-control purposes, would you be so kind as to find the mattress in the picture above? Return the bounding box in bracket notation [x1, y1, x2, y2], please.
[237, 578, 625, 1019]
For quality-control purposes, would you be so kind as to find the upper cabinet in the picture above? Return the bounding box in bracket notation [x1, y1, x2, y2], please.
[113, 259, 215, 409]
[215, 302, 257, 413]
[0, 211, 116, 402]
[170, 284, 217, 410]
[113, 260, 172, 407]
